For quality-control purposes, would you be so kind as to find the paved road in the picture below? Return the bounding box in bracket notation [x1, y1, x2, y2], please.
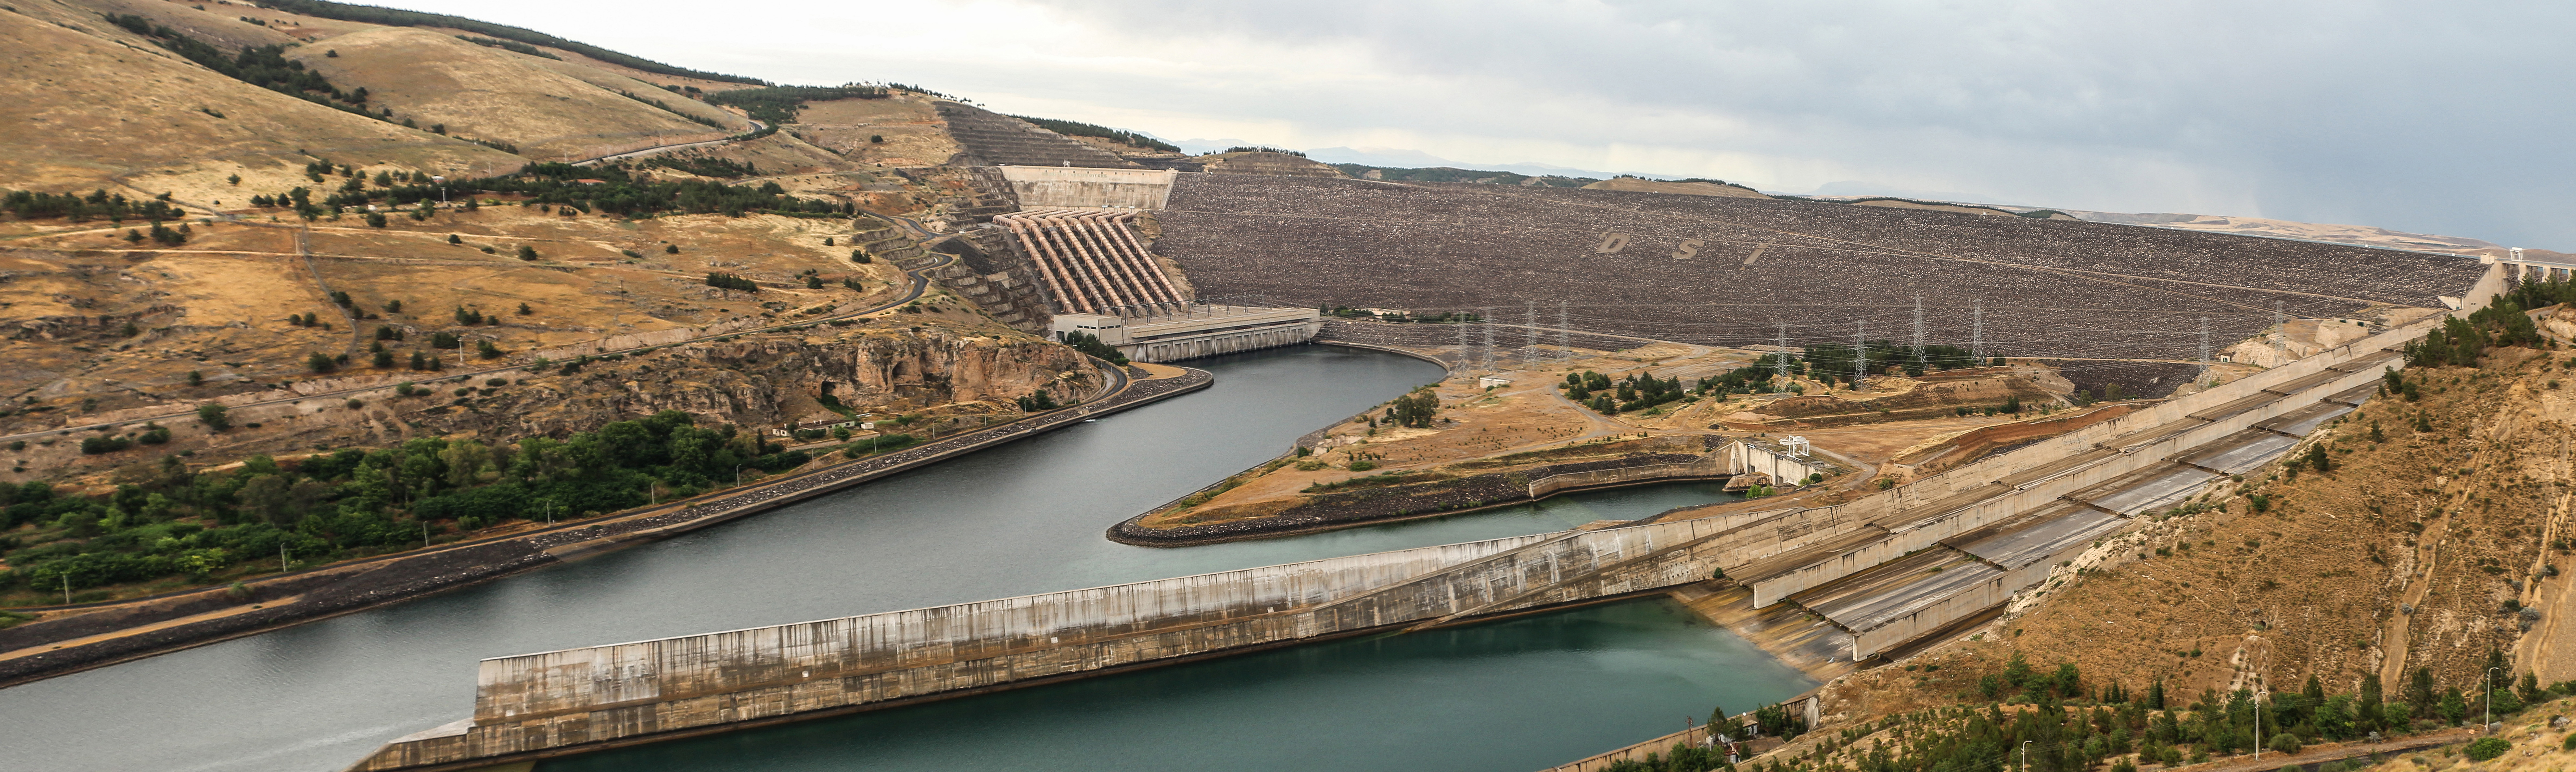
[0, 253, 953, 444]
[574, 120, 766, 166]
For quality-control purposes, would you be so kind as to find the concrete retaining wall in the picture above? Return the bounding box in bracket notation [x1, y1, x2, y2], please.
[1528, 456, 1732, 498]
[997, 167, 1177, 210]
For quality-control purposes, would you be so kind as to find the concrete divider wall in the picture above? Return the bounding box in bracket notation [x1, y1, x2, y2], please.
[473, 534, 1563, 717]
[1849, 572, 2009, 658]
[365, 521, 1759, 769]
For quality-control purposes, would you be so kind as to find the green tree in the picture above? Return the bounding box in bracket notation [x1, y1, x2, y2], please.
[2357, 673, 2383, 732]
[1389, 387, 1440, 428]
[2437, 688, 2466, 725]
[307, 351, 337, 372]
[197, 403, 230, 430]
[2407, 667, 2435, 713]
[2466, 738, 2511, 761]
[365, 211, 387, 228]
[517, 244, 538, 260]
[2306, 443, 2331, 473]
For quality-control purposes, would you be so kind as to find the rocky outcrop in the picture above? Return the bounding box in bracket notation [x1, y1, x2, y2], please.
[473, 324, 1096, 439]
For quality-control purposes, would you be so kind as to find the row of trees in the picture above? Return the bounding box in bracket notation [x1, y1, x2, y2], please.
[1652, 653, 2576, 772]
[339, 163, 854, 219]
[1803, 342, 1995, 385]
[2406, 298, 2546, 367]
[704, 85, 890, 123]
[104, 15, 377, 121]
[2, 411, 812, 593]
[1563, 370, 1691, 414]
[2, 190, 186, 223]
[1012, 114, 1181, 152]
[705, 273, 760, 292]
[1061, 332, 1129, 365]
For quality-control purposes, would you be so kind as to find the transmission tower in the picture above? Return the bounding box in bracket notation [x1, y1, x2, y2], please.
[1911, 293, 1925, 364]
[1557, 301, 1570, 361]
[1481, 307, 1496, 372]
[1853, 320, 1868, 389]
[1970, 299, 1985, 365]
[2199, 316, 2210, 365]
[2272, 301, 2287, 361]
[1524, 300, 1538, 354]
[1455, 310, 1470, 369]
[1774, 322, 1789, 382]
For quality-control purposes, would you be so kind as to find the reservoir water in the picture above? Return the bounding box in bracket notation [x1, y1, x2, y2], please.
[1, 345, 1815, 772]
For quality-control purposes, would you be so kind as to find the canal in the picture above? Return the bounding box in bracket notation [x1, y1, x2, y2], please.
[1, 345, 1814, 772]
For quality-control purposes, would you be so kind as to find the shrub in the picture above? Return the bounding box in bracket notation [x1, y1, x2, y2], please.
[2266, 732, 2301, 754]
[2464, 738, 2510, 761]
[516, 244, 538, 260]
[1347, 460, 1377, 471]
[197, 403, 230, 430]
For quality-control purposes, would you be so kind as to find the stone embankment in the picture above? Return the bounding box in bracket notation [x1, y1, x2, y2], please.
[1109, 435, 1837, 546]
[0, 366, 1211, 689]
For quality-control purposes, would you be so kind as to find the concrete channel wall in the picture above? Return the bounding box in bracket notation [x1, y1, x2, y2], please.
[1736, 318, 2428, 608]
[356, 512, 1817, 770]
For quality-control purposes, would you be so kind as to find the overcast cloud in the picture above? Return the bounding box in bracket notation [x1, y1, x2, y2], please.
[385, 1, 2576, 247]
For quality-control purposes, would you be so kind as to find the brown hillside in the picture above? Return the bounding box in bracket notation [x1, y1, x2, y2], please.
[0, 205, 920, 459]
[517, 56, 752, 132]
[1582, 177, 1771, 199]
[0, 7, 517, 208]
[291, 27, 726, 161]
[792, 96, 962, 168]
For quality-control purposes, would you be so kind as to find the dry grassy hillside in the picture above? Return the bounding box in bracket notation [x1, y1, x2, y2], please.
[0, 4, 518, 208]
[1824, 346, 2576, 723]
[292, 27, 729, 161]
[792, 96, 962, 167]
[0, 205, 916, 453]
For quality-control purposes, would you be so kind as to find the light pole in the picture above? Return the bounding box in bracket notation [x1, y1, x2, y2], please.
[734, 464, 745, 485]
[2254, 690, 2262, 761]
[432, 175, 446, 205]
[2487, 666, 2503, 733]
[2021, 741, 2030, 772]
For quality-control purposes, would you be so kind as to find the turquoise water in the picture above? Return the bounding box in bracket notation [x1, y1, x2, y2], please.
[0, 345, 1812, 772]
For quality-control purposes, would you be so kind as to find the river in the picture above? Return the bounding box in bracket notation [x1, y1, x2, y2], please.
[0, 345, 1814, 772]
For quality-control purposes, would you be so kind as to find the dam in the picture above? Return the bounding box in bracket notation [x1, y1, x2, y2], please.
[952, 166, 1324, 363]
[347, 305, 2458, 770]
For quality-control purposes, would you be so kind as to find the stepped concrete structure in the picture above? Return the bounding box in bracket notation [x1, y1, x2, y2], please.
[347, 280, 2495, 771]
[989, 199, 1319, 362]
[934, 102, 1141, 169]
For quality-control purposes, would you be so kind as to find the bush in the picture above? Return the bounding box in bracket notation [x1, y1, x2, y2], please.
[2266, 732, 2301, 754]
[197, 403, 230, 430]
[2464, 737, 2510, 761]
[1347, 459, 1378, 471]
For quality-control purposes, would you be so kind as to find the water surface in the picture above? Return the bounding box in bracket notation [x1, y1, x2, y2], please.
[0, 346, 1809, 772]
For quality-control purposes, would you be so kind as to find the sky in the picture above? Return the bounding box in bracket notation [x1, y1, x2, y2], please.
[381, 1, 2576, 248]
